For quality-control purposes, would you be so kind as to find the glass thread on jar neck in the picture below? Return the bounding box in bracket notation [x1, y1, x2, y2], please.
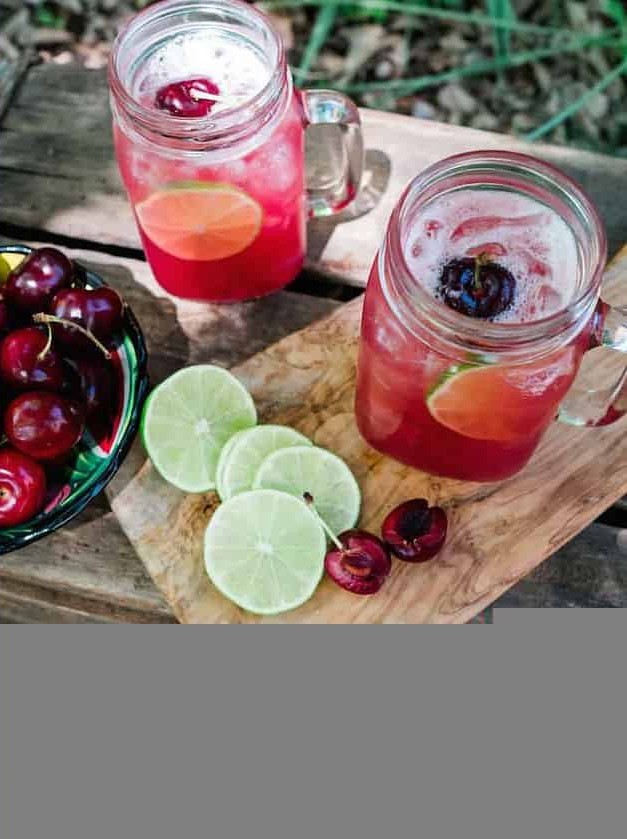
[378, 151, 607, 364]
[109, 0, 290, 151]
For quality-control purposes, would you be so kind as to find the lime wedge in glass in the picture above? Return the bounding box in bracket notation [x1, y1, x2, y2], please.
[204, 489, 326, 615]
[142, 365, 256, 493]
[217, 424, 312, 501]
[253, 445, 360, 536]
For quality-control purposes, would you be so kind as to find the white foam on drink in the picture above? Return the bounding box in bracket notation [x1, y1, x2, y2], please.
[403, 189, 579, 323]
[136, 29, 271, 112]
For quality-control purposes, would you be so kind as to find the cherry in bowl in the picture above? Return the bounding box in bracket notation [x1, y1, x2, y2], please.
[0, 245, 148, 555]
[46, 286, 124, 354]
[5, 247, 74, 313]
[0, 448, 47, 527]
[0, 326, 64, 392]
[4, 391, 85, 462]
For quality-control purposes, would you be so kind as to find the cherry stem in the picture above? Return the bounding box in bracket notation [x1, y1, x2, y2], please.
[36, 322, 53, 361]
[473, 251, 490, 293]
[303, 492, 343, 550]
[473, 257, 482, 292]
[190, 89, 240, 105]
[33, 313, 111, 360]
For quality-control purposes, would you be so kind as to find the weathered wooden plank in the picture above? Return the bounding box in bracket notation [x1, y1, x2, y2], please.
[0, 50, 32, 122]
[0, 512, 174, 618]
[0, 241, 339, 623]
[2, 65, 627, 287]
[0, 583, 176, 624]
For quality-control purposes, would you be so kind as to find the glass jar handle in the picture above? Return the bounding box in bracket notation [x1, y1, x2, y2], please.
[559, 301, 627, 426]
[299, 89, 364, 218]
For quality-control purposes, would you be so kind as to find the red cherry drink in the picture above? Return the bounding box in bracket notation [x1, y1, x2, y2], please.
[356, 186, 595, 482]
[112, 14, 305, 302]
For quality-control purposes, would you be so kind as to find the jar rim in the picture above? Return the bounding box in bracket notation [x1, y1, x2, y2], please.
[380, 150, 607, 359]
[108, 0, 287, 148]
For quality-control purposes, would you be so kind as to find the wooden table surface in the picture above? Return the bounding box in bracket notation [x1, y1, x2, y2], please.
[1, 62, 626, 623]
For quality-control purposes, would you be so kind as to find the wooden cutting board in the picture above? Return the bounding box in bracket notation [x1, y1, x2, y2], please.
[110, 247, 627, 623]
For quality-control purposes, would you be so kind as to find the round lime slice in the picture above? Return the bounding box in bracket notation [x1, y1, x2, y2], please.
[204, 489, 326, 615]
[142, 365, 256, 493]
[217, 424, 312, 501]
[215, 429, 248, 499]
[253, 445, 360, 536]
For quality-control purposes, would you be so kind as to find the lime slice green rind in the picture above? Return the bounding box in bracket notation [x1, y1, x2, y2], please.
[163, 180, 242, 193]
[218, 424, 312, 501]
[426, 362, 484, 401]
[253, 445, 361, 536]
[142, 365, 256, 493]
[204, 489, 326, 615]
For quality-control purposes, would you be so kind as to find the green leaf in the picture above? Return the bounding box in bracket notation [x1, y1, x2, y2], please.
[34, 5, 64, 29]
[264, 1, 566, 38]
[486, 0, 517, 61]
[605, 0, 626, 29]
[524, 56, 627, 142]
[294, 3, 339, 86]
[332, 31, 625, 94]
[343, 3, 388, 22]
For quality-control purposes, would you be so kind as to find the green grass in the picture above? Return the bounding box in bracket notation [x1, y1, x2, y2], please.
[263, 0, 627, 153]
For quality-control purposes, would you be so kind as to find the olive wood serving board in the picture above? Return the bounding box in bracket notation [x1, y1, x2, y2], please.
[110, 247, 627, 623]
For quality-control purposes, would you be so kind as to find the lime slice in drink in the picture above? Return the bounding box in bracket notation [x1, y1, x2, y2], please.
[253, 445, 360, 536]
[217, 424, 312, 501]
[136, 182, 263, 262]
[142, 365, 256, 493]
[204, 489, 326, 615]
[427, 362, 556, 443]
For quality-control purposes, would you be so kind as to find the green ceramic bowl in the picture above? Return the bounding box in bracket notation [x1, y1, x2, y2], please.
[0, 245, 149, 555]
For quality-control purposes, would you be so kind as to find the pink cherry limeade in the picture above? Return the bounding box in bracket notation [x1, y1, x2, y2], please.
[356, 189, 593, 482]
[114, 28, 305, 301]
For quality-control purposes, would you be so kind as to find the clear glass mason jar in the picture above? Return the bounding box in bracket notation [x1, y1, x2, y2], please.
[355, 151, 627, 482]
[109, 0, 363, 302]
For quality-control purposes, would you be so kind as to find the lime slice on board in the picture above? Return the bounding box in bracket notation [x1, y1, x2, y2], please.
[142, 365, 256, 493]
[253, 445, 360, 536]
[217, 424, 312, 501]
[427, 363, 556, 443]
[204, 489, 326, 615]
[215, 429, 249, 499]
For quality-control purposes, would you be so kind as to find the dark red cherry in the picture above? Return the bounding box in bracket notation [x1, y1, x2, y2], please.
[64, 355, 114, 418]
[0, 447, 47, 526]
[155, 77, 221, 117]
[4, 392, 85, 461]
[438, 256, 516, 319]
[382, 499, 447, 563]
[5, 247, 73, 313]
[324, 529, 392, 595]
[0, 326, 64, 392]
[49, 287, 123, 351]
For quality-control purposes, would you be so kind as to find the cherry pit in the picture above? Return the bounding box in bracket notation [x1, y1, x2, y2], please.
[0, 247, 124, 527]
